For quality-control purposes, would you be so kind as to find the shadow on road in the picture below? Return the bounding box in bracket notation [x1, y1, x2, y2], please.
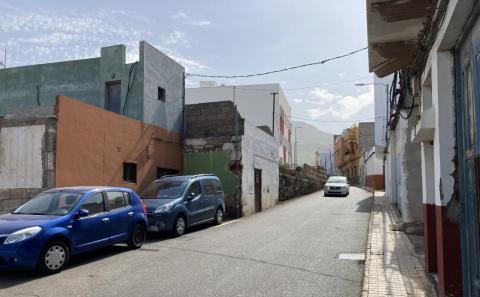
[0, 245, 130, 289]
[356, 196, 373, 213]
[0, 223, 220, 289]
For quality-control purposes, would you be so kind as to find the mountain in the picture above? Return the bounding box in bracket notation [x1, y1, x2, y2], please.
[292, 121, 334, 172]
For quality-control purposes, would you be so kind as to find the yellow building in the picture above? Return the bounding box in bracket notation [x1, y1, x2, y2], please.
[333, 124, 360, 183]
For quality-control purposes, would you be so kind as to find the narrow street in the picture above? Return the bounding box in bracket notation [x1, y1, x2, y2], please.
[0, 188, 372, 297]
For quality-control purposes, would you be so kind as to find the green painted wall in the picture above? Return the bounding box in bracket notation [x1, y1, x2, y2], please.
[0, 42, 185, 133]
[184, 151, 236, 197]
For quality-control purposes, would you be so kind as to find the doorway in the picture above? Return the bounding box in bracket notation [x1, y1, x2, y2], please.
[254, 168, 262, 213]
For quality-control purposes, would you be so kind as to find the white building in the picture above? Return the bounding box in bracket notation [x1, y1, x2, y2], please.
[366, 0, 480, 295]
[186, 82, 292, 165]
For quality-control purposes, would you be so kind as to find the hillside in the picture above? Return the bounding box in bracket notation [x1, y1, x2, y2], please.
[292, 121, 334, 171]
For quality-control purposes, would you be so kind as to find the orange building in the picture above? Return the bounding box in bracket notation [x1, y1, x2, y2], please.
[333, 125, 360, 183]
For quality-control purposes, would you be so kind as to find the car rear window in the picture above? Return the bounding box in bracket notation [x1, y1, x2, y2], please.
[106, 191, 127, 210]
[212, 179, 223, 193]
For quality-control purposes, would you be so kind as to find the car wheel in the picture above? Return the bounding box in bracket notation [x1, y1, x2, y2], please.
[127, 223, 146, 249]
[173, 215, 186, 237]
[213, 207, 224, 225]
[38, 240, 69, 274]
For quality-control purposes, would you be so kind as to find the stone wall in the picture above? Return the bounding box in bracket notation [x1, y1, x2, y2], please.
[279, 164, 327, 201]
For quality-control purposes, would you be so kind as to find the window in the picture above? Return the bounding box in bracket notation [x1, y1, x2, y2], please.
[187, 182, 201, 197]
[157, 167, 180, 179]
[106, 191, 127, 210]
[201, 179, 215, 195]
[123, 162, 137, 183]
[123, 192, 131, 205]
[81, 193, 106, 215]
[158, 86, 166, 102]
[212, 179, 223, 193]
[106, 81, 121, 114]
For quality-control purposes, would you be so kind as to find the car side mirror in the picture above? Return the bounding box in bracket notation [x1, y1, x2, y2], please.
[76, 209, 90, 218]
[187, 193, 196, 201]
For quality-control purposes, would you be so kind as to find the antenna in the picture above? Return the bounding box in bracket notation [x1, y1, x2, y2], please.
[0, 49, 6, 68]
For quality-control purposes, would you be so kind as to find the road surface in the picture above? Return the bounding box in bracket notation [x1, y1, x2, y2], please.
[0, 187, 372, 297]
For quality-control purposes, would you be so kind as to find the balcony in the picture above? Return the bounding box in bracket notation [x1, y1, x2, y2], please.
[411, 107, 435, 143]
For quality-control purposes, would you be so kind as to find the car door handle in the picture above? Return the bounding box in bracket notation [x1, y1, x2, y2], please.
[128, 212, 134, 217]
[102, 218, 110, 223]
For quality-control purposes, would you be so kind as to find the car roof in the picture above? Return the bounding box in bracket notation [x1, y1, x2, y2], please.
[158, 174, 219, 182]
[46, 186, 133, 194]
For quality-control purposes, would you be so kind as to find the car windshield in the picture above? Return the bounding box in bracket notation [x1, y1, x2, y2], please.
[327, 177, 346, 184]
[13, 192, 83, 216]
[141, 179, 189, 199]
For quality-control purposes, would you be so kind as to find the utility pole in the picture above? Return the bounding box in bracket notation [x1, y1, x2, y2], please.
[294, 126, 302, 167]
[233, 86, 241, 218]
[270, 92, 278, 136]
[329, 150, 333, 174]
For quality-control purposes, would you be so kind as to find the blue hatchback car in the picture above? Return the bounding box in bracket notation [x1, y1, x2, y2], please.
[141, 174, 226, 236]
[0, 187, 148, 274]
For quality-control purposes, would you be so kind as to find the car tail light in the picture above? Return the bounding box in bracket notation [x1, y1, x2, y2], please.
[141, 200, 148, 214]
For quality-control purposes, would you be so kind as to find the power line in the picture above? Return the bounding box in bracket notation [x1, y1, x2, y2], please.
[186, 47, 367, 78]
[288, 115, 383, 123]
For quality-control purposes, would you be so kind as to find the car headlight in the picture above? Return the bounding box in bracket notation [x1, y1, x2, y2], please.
[4, 226, 42, 244]
[155, 203, 174, 214]
[325, 186, 329, 190]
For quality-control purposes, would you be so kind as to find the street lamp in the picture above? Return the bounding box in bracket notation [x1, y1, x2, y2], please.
[294, 126, 302, 167]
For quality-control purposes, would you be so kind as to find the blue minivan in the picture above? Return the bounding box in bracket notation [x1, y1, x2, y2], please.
[0, 187, 148, 274]
[141, 175, 226, 236]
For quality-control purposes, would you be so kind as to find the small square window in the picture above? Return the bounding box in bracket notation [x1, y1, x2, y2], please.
[123, 162, 137, 183]
[158, 86, 166, 102]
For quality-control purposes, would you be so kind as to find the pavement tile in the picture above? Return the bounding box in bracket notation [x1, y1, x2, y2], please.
[362, 192, 434, 297]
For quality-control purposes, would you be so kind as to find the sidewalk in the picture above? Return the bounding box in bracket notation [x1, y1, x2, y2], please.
[362, 192, 434, 297]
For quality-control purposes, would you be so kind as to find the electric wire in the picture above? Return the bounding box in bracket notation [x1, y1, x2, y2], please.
[185, 47, 367, 78]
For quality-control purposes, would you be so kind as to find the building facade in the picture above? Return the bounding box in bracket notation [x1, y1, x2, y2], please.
[0, 41, 185, 133]
[185, 82, 292, 165]
[0, 96, 183, 213]
[183, 101, 279, 218]
[366, 0, 480, 295]
[334, 125, 360, 182]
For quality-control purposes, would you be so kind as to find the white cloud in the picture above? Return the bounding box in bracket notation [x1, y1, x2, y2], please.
[306, 87, 374, 120]
[293, 98, 303, 103]
[0, 9, 206, 71]
[338, 72, 346, 77]
[171, 11, 188, 19]
[162, 31, 189, 45]
[190, 20, 212, 27]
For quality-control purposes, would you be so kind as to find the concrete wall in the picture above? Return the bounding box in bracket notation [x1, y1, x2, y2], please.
[55, 96, 183, 192]
[0, 41, 183, 132]
[185, 101, 244, 138]
[0, 114, 57, 213]
[186, 83, 292, 164]
[241, 121, 279, 216]
[141, 42, 185, 133]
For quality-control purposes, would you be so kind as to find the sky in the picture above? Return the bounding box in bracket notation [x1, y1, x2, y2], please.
[0, 0, 374, 135]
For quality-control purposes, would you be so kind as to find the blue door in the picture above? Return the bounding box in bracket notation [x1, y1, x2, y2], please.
[457, 13, 480, 296]
[72, 192, 111, 253]
[105, 191, 134, 243]
[184, 181, 203, 225]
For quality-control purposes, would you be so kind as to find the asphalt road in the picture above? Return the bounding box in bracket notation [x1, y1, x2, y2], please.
[0, 187, 372, 297]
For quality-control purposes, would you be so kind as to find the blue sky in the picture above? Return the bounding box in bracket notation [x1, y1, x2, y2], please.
[0, 0, 374, 134]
